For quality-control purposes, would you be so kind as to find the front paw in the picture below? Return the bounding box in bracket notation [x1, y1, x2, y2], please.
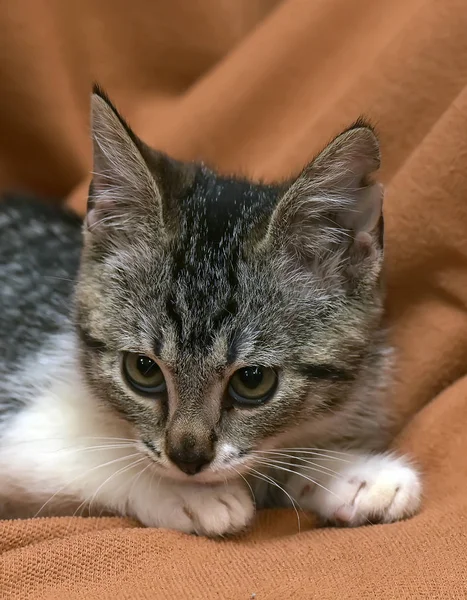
[289, 453, 422, 527]
[152, 480, 255, 537]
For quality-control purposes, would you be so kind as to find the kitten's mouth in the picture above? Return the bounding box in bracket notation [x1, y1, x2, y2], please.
[138, 439, 253, 483]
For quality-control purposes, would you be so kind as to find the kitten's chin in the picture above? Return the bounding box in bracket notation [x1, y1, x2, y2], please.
[192, 467, 248, 484]
[138, 440, 253, 484]
[150, 460, 252, 485]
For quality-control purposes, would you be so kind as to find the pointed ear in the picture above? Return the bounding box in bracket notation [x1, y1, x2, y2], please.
[86, 86, 164, 235]
[262, 122, 384, 272]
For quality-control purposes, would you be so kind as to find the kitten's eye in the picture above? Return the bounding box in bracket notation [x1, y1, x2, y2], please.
[123, 353, 166, 394]
[228, 367, 277, 406]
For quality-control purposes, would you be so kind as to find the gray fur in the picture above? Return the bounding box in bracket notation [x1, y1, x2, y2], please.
[0, 197, 81, 423]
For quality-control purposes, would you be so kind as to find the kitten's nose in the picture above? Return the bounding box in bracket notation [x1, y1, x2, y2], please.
[166, 431, 215, 476]
[169, 451, 212, 475]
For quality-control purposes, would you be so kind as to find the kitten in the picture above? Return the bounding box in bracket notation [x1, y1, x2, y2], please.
[0, 87, 421, 535]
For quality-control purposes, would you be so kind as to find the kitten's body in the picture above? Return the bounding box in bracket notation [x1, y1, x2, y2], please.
[0, 91, 421, 535]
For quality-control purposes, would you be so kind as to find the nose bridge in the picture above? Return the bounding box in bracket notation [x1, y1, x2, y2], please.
[165, 387, 217, 472]
[165, 359, 221, 474]
[167, 409, 213, 447]
[169, 361, 219, 422]
[166, 411, 217, 475]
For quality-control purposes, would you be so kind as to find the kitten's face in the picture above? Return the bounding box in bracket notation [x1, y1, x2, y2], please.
[75, 89, 385, 482]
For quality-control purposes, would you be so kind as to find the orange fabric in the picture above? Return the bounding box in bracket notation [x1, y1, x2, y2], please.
[2, 0, 467, 598]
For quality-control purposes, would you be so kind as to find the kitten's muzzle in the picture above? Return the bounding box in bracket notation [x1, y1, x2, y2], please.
[166, 421, 216, 476]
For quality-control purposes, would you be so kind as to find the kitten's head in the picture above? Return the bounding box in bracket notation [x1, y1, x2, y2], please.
[75, 87, 387, 482]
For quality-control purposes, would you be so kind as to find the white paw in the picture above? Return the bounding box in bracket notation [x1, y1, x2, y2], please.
[137, 480, 255, 537]
[290, 453, 421, 527]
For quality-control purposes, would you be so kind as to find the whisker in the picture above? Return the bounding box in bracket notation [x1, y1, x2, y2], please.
[254, 449, 352, 461]
[127, 461, 153, 503]
[61, 444, 138, 454]
[68, 456, 146, 532]
[0, 437, 140, 454]
[246, 467, 302, 534]
[253, 459, 346, 505]
[231, 467, 256, 508]
[33, 451, 143, 518]
[252, 460, 371, 525]
[252, 456, 341, 479]
[253, 450, 351, 464]
[1, 442, 138, 460]
[252, 450, 348, 471]
[88, 457, 147, 516]
[268, 448, 354, 457]
[1, 436, 140, 446]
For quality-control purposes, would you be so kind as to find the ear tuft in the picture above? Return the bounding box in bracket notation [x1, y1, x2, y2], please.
[92, 82, 107, 100]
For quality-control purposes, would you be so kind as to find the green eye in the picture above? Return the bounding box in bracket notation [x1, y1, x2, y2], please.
[123, 353, 166, 394]
[228, 367, 277, 406]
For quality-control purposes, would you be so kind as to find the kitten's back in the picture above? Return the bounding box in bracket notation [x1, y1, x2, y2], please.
[0, 196, 82, 405]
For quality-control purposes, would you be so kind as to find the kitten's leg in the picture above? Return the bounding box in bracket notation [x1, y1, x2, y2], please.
[126, 477, 255, 536]
[285, 451, 421, 526]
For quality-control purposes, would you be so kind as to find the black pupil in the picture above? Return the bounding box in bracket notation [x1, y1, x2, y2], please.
[238, 367, 263, 389]
[137, 356, 157, 378]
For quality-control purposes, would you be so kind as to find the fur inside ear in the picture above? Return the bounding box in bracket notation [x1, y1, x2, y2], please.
[86, 86, 163, 234]
[262, 122, 384, 267]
